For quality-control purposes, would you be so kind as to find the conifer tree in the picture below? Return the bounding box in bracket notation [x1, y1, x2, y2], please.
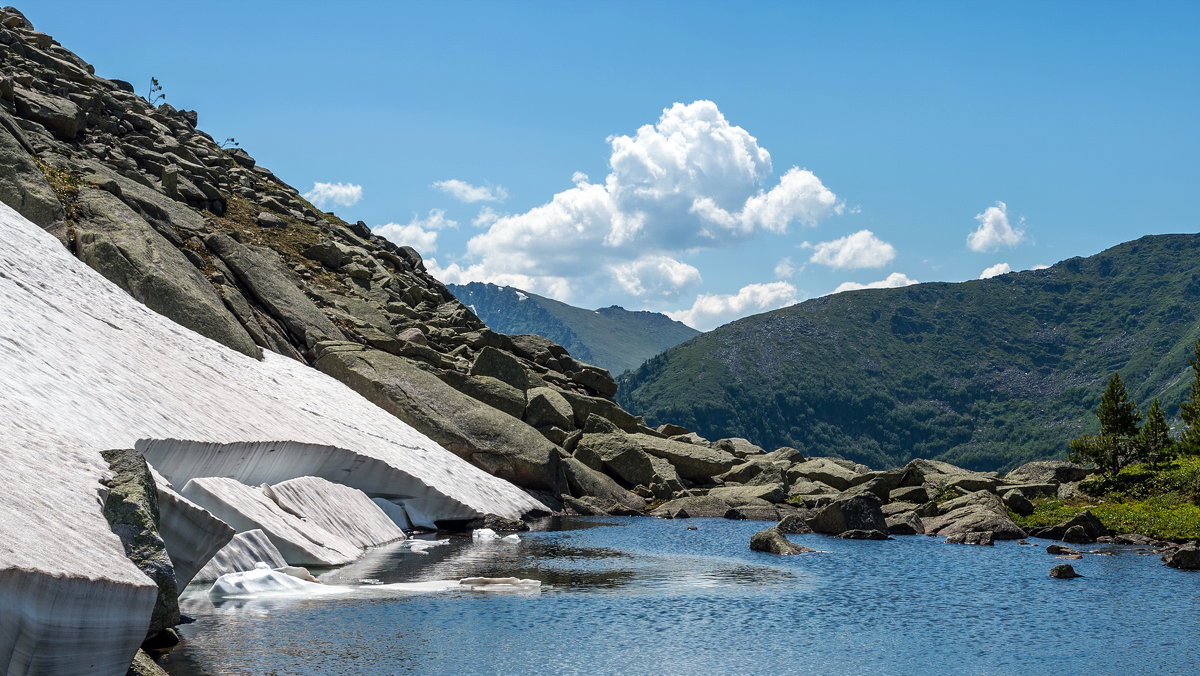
[1097, 372, 1141, 437]
[1070, 372, 1142, 476]
[1177, 338, 1200, 455]
[1138, 398, 1174, 467]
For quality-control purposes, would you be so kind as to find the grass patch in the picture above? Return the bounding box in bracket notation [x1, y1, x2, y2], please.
[35, 158, 81, 217]
[1014, 494, 1200, 541]
[207, 194, 340, 289]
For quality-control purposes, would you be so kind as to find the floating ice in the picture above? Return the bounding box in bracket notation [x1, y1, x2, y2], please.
[209, 563, 348, 598]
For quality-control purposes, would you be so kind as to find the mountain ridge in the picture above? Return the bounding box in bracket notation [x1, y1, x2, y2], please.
[449, 281, 700, 375]
[617, 233, 1200, 472]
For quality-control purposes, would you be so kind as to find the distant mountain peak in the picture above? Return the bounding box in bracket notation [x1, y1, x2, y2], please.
[449, 283, 699, 375]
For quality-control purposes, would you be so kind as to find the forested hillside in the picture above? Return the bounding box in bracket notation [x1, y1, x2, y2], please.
[618, 234, 1200, 471]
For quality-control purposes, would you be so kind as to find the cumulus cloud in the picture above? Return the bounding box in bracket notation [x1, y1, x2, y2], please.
[833, 272, 919, 294]
[1030, 263, 1050, 270]
[372, 209, 458, 255]
[437, 100, 840, 305]
[979, 262, 1012, 279]
[433, 179, 508, 203]
[611, 256, 702, 301]
[668, 282, 800, 331]
[303, 181, 363, 208]
[967, 201, 1024, 252]
[809, 230, 896, 269]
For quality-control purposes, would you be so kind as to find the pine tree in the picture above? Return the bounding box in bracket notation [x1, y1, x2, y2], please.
[1097, 372, 1141, 437]
[1177, 338, 1200, 455]
[1138, 398, 1174, 467]
[1069, 372, 1143, 476]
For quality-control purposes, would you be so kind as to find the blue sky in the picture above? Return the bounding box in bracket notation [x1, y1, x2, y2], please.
[31, 1, 1200, 329]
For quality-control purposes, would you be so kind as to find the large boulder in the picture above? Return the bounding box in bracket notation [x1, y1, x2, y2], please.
[576, 431, 735, 485]
[899, 458, 997, 491]
[561, 457, 646, 512]
[470, 346, 534, 391]
[0, 114, 65, 230]
[787, 458, 864, 491]
[922, 491, 1026, 540]
[636, 435, 738, 481]
[13, 86, 83, 140]
[651, 495, 732, 519]
[708, 484, 787, 505]
[315, 344, 565, 492]
[206, 233, 343, 349]
[1005, 460, 1092, 485]
[524, 386, 575, 430]
[750, 527, 813, 555]
[74, 190, 260, 358]
[1027, 511, 1109, 543]
[808, 493, 887, 535]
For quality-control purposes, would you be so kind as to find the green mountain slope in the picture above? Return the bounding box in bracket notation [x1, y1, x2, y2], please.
[449, 282, 700, 375]
[617, 234, 1200, 472]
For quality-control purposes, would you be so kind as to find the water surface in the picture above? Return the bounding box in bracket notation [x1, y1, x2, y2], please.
[164, 517, 1199, 675]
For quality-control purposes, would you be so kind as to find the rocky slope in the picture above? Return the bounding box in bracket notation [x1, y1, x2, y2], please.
[449, 281, 700, 375]
[619, 234, 1200, 472]
[0, 5, 685, 510]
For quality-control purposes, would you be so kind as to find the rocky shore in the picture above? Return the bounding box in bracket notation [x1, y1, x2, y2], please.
[0, 5, 1196, 676]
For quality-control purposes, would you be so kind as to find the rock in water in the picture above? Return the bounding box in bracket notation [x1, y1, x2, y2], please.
[1049, 564, 1082, 579]
[946, 531, 994, 546]
[749, 527, 814, 555]
[1046, 544, 1080, 556]
[808, 493, 887, 535]
[1162, 544, 1200, 570]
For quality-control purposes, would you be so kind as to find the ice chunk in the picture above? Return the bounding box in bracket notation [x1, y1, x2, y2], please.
[265, 477, 406, 549]
[372, 497, 413, 530]
[209, 562, 347, 598]
[193, 530, 288, 583]
[182, 477, 360, 567]
[472, 528, 501, 540]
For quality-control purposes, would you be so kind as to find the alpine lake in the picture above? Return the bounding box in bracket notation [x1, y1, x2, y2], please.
[164, 516, 1199, 675]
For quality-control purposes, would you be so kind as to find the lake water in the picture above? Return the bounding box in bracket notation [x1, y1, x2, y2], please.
[163, 517, 1199, 675]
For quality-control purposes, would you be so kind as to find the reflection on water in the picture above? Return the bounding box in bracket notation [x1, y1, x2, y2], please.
[163, 516, 1200, 676]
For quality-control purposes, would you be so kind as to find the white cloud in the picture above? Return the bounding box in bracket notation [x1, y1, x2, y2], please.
[833, 272, 919, 294]
[669, 281, 800, 331]
[809, 229, 896, 269]
[967, 201, 1025, 252]
[1030, 263, 1050, 270]
[472, 206, 501, 228]
[433, 179, 508, 203]
[372, 209, 457, 255]
[303, 181, 363, 208]
[442, 100, 840, 305]
[979, 262, 1012, 279]
[774, 256, 796, 279]
[610, 256, 702, 301]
